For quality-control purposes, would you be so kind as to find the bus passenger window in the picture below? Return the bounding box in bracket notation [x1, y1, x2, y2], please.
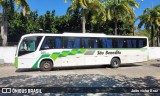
[127, 39, 132, 48]
[107, 38, 113, 48]
[40, 37, 55, 50]
[93, 39, 98, 48]
[138, 40, 143, 48]
[101, 38, 113, 48]
[29, 41, 35, 51]
[63, 37, 75, 49]
[132, 39, 136, 48]
[74, 38, 80, 48]
[55, 37, 62, 48]
[67, 39, 73, 48]
[84, 38, 90, 48]
[117, 39, 123, 48]
[101, 38, 107, 48]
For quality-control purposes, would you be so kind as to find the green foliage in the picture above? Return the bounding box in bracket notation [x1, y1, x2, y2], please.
[67, 0, 106, 33]
[8, 10, 58, 42]
[137, 4, 160, 46]
[135, 29, 150, 37]
[105, 0, 139, 35]
[38, 10, 57, 33]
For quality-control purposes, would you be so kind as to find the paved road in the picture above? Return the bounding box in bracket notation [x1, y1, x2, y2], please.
[0, 61, 160, 95]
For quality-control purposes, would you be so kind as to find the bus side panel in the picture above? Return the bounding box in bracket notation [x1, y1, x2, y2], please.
[116, 48, 148, 64]
[18, 52, 38, 68]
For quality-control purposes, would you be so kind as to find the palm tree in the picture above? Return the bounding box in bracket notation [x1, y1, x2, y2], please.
[0, 0, 30, 46]
[106, 0, 139, 35]
[65, 0, 106, 33]
[137, 4, 160, 46]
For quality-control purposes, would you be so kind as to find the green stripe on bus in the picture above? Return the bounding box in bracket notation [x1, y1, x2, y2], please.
[50, 53, 60, 60]
[50, 49, 86, 61]
[14, 57, 18, 69]
[32, 49, 87, 68]
[78, 49, 86, 53]
[32, 54, 50, 68]
[69, 49, 78, 55]
[60, 51, 70, 57]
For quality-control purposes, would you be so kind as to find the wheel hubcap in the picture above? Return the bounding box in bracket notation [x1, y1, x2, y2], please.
[44, 62, 50, 69]
[113, 61, 118, 65]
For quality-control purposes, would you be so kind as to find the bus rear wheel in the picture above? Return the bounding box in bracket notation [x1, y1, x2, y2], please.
[40, 60, 53, 71]
[110, 58, 120, 68]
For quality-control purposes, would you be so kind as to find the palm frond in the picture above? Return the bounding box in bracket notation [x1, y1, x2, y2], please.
[154, 4, 160, 10]
[15, 0, 30, 16]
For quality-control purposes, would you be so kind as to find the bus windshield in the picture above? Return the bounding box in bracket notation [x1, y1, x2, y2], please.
[18, 36, 42, 56]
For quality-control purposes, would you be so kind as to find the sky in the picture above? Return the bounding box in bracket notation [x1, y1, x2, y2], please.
[27, 0, 71, 16]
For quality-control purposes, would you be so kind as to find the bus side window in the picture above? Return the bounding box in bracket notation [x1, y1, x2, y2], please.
[29, 41, 35, 51]
[143, 39, 147, 47]
[63, 37, 74, 49]
[132, 39, 137, 48]
[84, 38, 90, 48]
[138, 39, 147, 48]
[47, 37, 55, 49]
[117, 39, 123, 48]
[127, 39, 132, 48]
[93, 39, 98, 48]
[67, 39, 73, 48]
[98, 38, 103, 48]
[55, 37, 62, 48]
[48, 41, 52, 49]
[74, 38, 80, 48]
[101, 38, 107, 48]
[112, 38, 118, 48]
[40, 37, 55, 50]
[81, 38, 99, 48]
[138, 39, 144, 48]
[107, 38, 113, 48]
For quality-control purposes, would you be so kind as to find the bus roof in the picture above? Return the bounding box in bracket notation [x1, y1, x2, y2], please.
[21, 33, 148, 39]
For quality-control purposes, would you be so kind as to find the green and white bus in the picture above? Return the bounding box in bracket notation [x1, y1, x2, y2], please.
[15, 33, 148, 71]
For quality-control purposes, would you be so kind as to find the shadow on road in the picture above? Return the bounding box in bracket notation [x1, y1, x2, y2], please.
[16, 63, 142, 72]
[16, 68, 40, 72]
[0, 74, 159, 95]
[120, 63, 142, 67]
[151, 64, 160, 67]
[1, 74, 159, 87]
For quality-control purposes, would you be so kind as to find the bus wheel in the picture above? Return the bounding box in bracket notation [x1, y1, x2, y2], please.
[40, 60, 53, 71]
[110, 58, 120, 68]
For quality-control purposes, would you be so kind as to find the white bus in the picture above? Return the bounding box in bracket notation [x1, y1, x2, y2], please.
[15, 33, 149, 71]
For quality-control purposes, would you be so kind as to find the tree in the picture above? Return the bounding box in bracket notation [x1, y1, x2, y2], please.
[105, 0, 139, 35]
[66, 0, 106, 33]
[8, 10, 42, 42]
[26, 10, 40, 33]
[38, 10, 57, 33]
[135, 29, 150, 37]
[137, 4, 160, 46]
[0, 0, 30, 46]
[54, 15, 71, 33]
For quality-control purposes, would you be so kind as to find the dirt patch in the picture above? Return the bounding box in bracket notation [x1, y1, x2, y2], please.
[0, 64, 13, 67]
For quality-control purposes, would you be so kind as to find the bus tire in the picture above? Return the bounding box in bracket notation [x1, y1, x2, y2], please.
[40, 60, 53, 71]
[110, 58, 120, 68]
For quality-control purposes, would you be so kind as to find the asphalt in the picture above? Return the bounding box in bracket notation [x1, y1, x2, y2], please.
[0, 60, 160, 95]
